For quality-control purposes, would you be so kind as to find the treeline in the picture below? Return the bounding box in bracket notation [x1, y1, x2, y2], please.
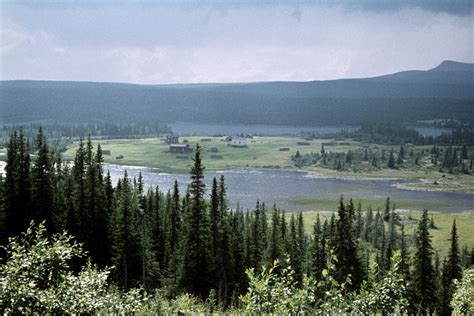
[0, 121, 171, 149]
[315, 124, 474, 146]
[1, 129, 473, 314]
[292, 142, 473, 174]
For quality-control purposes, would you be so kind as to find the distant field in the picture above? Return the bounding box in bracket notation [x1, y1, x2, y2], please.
[288, 197, 450, 211]
[297, 210, 474, 258]
[63, 136, 332, 173]
[62, 136, 474, 193]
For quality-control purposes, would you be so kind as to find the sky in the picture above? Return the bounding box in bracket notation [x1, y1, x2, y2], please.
[1, 1, 473, 84]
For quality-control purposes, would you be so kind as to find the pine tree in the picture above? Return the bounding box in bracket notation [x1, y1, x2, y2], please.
[294, 211, 305, 284]
[266, 206, 283, 264]
[210, 177, 220, 258]
[334, 196, 364, 290]
[412, 210, 437, 314]
[440, 220, 462, 315]
[31, 127, 55, 233]
[399, 145, 405, 160]
[4, 131, 32, 237]
[460, 145, 468, 160]
[346, 150, 352, 164]
[387, 149, 396, 169]
[399, 224, 410, 277]
[229, 209, 245, 299]
[355, 201, 363, 238]
[364, 206, 373, 242]
[165, 180, 181, 290]
[310, 214, 326, 281]
[110, 171, 140, 289]
[181, 144, 211, 298]
[442, 146, 453, 170]
[383, 197, 391, 222]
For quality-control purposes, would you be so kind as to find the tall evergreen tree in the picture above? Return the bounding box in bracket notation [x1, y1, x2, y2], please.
[387, 149, 396, 169]
[460, 144, 468, 159]
[334, 196, 364, 290]
[181, 144, 211, 298]
[412, 210, 437, 314]
[399, 224, 410, 277]
[440, 219, 462, 315]
[266, 206, 284, 264]
[310, 214, 326, 281]
[31, 127, 55, 233]
[4, 131, 31, 237]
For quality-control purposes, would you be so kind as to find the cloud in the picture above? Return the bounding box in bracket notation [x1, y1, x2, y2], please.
[0, 3, 472, 83]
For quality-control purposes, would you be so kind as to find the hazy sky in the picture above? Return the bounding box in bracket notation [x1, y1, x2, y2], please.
[1, 1, 473, 84]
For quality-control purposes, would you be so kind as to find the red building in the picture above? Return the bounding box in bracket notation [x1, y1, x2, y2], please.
[170, 144, 193, 153]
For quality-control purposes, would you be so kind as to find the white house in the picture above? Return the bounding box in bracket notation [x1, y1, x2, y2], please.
[231, 137, 247, 147]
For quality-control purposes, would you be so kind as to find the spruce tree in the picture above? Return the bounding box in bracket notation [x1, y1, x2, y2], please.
[387, 149, 396, 169]
[440, 220, 462, 315]
[334, 196, 364, 290]
[383, 197, 391, 222]
[181, 144, 211, 298]
[355, 201, 363, 238]
[165, 180, 181, 290]
[4, 131, 31, 237]
[310, 214, 326, 281]
[461, 144, 468, 159]
[266, 206, 283, 264]
[31, 127, 55, 233]
[412, 210, 437, 314]
[399, 224, 410, 277]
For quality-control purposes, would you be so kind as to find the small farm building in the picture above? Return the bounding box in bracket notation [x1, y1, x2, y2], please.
[170, 144, 193, 153]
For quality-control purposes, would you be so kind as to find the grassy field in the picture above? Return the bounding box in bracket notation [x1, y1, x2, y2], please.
[63, 136, 329, 173]
[295, 210, 474, 258]
[287, 197, 450, 212]
[62, 136, 474, 193]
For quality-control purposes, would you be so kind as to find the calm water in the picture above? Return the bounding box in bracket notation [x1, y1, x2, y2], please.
[105, 164, 474, 212]
[169, 122, 358, 136]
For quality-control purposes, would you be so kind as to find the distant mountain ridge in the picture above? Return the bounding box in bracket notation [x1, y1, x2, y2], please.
[1, 60, 473, 126]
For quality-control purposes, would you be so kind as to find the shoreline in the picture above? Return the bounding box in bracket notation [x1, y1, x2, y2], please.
[102, 162, 474, 195]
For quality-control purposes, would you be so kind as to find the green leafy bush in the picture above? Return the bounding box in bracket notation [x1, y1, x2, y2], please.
[0, 222, 142, 314]
[451, 268, 474, 315]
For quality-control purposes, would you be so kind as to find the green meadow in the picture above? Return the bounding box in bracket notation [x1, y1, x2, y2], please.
[62, 136, 474, 193]
[296, 210, 474, 258]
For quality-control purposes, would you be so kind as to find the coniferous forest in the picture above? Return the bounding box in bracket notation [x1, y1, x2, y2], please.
[1, 129, 473, 314]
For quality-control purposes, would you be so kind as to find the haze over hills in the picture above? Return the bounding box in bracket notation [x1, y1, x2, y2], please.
[1, 61, 473, 126]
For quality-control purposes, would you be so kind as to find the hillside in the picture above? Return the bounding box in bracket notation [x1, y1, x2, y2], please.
[1, 61, 473, 126]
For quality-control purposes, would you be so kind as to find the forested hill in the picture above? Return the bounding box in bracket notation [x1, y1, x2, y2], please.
[1, 60, 473, 126]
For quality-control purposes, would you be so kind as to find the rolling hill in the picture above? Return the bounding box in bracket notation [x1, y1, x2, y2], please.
[1, 60, 473, 126]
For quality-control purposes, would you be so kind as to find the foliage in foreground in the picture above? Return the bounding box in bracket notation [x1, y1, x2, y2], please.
[240, 252, 408, 315]
[1, 221, 473, 315]
[0, 222, 142, 314]
[450, 268, 474, 315]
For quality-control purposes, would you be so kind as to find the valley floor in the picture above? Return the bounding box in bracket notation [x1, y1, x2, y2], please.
[62, 135, 474, 194]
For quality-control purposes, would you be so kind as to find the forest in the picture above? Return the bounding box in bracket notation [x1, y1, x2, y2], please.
[1, 129, 473, 314]
[1, 61, 473, 127]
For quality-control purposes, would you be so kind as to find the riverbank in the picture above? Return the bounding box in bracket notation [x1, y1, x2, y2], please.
[62, 136, 474, 194]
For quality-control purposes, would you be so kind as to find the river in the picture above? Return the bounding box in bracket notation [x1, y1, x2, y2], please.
[105, 164, 474, 213]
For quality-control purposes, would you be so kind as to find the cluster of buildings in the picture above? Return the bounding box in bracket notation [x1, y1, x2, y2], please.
[165, 134, 250, 153]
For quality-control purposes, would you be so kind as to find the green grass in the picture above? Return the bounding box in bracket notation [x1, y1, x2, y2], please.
[295, 210, 474, 258]
[63, 136, 332, 173]
[287, 197, 450, 211]
[61, 136, 474, 193]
